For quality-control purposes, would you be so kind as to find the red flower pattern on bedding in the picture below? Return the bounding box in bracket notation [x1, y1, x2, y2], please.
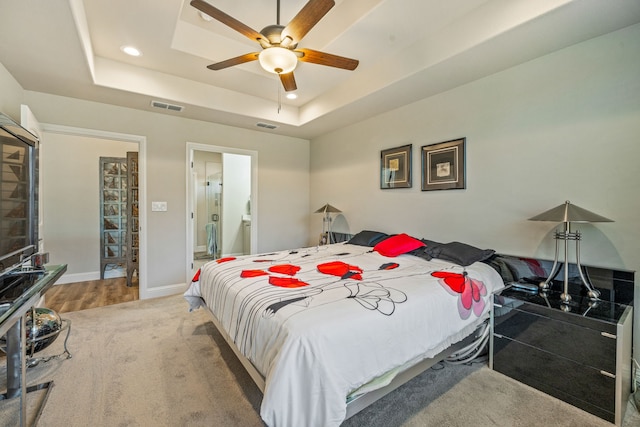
[269, 277, 309, 288]
[224, 256, 409, 314]
[431, 271, 487, 319]
[240, 269, 269, 278]
[379, 262, 399, 270]
[317, 261, 363, 280]
[268, 264, 301, 276]
[240, 263, 309, 288]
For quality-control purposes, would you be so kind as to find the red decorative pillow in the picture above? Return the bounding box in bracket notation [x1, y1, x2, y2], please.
[373, 233, 425, 257]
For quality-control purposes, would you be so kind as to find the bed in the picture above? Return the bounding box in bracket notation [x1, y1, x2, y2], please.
[184, 231, 504, 427]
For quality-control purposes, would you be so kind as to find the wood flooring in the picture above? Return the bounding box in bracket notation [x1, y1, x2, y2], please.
[43, 277, 139, 314]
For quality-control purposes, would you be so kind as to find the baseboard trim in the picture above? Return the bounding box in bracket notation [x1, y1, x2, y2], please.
[140, 283, 187, 300]
[53, 271, 186, 301]
[55, 269, 125, 285]
[55, 271, 99, 285]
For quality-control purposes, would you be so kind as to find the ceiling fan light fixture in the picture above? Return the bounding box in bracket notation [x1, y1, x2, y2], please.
[198, 11, 213, 22]
[191, 0, 358, 91]
[259, 47, 297, 74]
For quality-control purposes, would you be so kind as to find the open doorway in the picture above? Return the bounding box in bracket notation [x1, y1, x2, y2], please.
[186, 143, 257, 281]
[38, 123, 147, 298]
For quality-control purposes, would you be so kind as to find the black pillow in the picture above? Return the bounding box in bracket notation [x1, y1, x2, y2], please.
[427, 241, 495, 267]
[408, 239, 440, 261]
[408, 246, 433, 261]
[347, 230, 389, 247]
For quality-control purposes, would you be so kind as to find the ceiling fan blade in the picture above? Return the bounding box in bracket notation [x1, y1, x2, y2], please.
[191, 0, 266, 44]
[207, 53, 260, 71]
[296, 48, 359, 70]
[279, 72, 297, 92]
[282, 0, 335, 44]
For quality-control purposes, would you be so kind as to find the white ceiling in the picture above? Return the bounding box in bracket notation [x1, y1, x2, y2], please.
[1, 0, 640, 139]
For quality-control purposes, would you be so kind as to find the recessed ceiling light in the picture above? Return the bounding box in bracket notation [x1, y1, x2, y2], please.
[286, 93, 298, 100]
[121, 46, 142, 57]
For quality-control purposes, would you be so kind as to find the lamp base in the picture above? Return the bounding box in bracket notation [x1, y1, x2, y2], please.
[587, 289, 601, 299]
[537, 225, 601, 302]
[539, 281, 551, 290]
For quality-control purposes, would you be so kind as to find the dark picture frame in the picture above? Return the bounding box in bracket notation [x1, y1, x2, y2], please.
[380, 144, 412, 189]
[421, 138, 466, 191]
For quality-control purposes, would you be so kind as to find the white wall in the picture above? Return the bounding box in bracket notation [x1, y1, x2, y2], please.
[310, 24, 640, 359]
[0, 63, 24, 121]
[222, 153, 251, 256]
[40, 133, 138, 281]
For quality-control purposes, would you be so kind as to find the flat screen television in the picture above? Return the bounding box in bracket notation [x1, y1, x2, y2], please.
[0, 112, 38, 277]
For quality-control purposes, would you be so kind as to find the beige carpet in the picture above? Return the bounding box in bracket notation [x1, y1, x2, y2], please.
[1, 294, 638, 426]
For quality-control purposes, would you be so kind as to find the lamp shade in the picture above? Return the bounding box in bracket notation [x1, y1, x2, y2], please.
[314, 203, 341, 214]
[258, 47, 297, 74]
[528, 200, 613, 223]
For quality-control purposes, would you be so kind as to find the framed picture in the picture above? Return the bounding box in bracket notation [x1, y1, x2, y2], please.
[380, 144, 412, 189]
[421, 138, 466, 191]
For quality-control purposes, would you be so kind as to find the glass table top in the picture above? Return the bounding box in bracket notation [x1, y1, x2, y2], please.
[0, 265, 67, 329]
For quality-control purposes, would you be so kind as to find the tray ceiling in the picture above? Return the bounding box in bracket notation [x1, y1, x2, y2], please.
[1, 0, 639, 139]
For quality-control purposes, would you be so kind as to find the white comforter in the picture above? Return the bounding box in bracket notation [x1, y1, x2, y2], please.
[184, 243, 504, 427]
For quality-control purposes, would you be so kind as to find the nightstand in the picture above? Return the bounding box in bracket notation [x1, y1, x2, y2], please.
[490, 286, 633, 426]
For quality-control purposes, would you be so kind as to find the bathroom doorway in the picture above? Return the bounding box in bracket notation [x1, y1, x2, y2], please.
[186, 143, 257, 281]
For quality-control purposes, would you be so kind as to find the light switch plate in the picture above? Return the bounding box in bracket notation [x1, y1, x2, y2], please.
[151, 201, 167, 212]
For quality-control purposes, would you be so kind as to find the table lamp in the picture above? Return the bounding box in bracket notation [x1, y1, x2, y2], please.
[314, 203, 341, 244]
[528, 200, 613, 303]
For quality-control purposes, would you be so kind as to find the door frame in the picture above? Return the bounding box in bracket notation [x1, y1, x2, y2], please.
[185, 142, 258, 282]
[40, 123, 148, 298]
[20, 105, 45, 252]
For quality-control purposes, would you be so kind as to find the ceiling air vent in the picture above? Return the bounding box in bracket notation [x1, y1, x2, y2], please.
[256, 122, 278, 130]
[151, 100, 184, 112]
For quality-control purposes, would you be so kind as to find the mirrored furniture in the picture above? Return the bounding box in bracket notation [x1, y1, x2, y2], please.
[488, 255, 634, 426]
[0, 264, 67, 427]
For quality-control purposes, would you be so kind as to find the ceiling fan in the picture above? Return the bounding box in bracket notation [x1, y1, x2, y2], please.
[190, 0, 359, 92]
